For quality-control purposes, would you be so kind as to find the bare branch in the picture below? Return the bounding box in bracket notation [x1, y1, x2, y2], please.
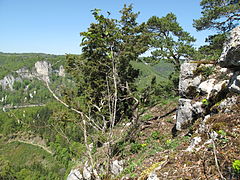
[45, 81, 102, 131]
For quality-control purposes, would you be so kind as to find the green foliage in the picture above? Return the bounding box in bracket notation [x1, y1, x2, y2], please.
[130, 142, 147, 154]
[193, 0, 240, 32]
[0, 156, 15, 179]
[141, 114, 153, 121]
[151, 131, 160, 140]
[232, 160, 240, 173]
[0, 142, 64, 179]
[147, 13, 196, 71]
[195, 33, 227, 60]
[217, 129, 227, 137]
[131, 60, 174, 90]
[202, 98, 209, 106]
[66, 5, 149, 127]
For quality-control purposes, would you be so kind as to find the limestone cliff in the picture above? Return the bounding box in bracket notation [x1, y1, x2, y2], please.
[175, 26, 240, 132]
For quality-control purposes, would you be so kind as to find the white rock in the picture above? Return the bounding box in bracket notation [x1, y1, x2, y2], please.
[67, 169, 83, 180]
[197, 79, 215, 98]
[219, 68, 228, 73]
[198, 115, 211, 133]
[179, 63, 202, 97]
[192, 101, 204, 115]
[110, 160, 124, 175]
[83, 164, 92, 180]
[219, 95, 238, 112]
[147, 172, 159, 180]
[59, 65, 66, 77]
[34, 61, 52, 82]
[212, 80, 228, 93]
[185, 136, 202, 152]
[16, 67, 33, 79]
[1, 75, 15, 90]
[176, 98, 193, 131]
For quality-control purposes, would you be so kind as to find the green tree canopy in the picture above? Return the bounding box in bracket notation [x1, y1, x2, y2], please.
[193, 0, 240, 32]
[66, 5, 149, 127]
[147, 13, 196, 71]
[196, 33, 227, 60]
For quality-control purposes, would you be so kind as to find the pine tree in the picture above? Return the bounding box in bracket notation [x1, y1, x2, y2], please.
[193, 0, 240, 32]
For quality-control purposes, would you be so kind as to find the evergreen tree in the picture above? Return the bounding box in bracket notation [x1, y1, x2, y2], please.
[147, 13, 196, 71]
[195, 33, 227, 60]
[193, 0, 240, 32]
[66, 5, 149, 128]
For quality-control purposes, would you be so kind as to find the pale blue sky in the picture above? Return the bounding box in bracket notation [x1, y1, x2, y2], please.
[0, 0, 213, 55]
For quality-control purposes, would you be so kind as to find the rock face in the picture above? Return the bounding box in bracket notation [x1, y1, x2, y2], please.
[0, 75, 15, 91]
[34, 61, 52, 82]
[59, 65, 66, 77]
[219, 26, 240, 68]
[0, 60, 66, 91]
[179, 63, 202, 98]
[175, 26, 240, 131]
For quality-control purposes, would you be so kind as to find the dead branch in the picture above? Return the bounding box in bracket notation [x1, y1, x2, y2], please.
[210, 136, 226, 180]
[45, 81, 102, 131]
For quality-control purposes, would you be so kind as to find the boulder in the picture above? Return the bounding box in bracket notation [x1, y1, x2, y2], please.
[219, 26, 240, 68]
[110, 160, 124, 175]
[176, 99, 193, 130]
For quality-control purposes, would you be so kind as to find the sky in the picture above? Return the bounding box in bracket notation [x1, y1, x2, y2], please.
[0, 0, 214, 55]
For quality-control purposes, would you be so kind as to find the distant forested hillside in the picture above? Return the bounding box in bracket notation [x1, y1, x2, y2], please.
[0, 53, 65, 79]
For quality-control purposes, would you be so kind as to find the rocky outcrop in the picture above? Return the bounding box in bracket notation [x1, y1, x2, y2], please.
[219, 26, 240, 68]
[59, 65, 66, 77]
[175, 26, 240, 131]
[34, 61, 52, 82]
[179, 63, 202, 98]
[0, 75, 15, 91]
[66, 160, 124, 180]
[0, 61, 66, 91]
